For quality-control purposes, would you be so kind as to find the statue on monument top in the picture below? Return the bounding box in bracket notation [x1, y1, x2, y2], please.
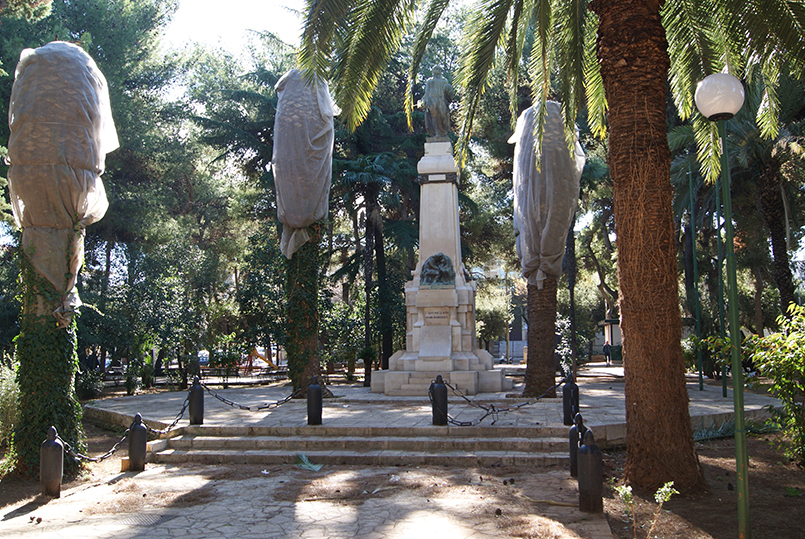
[421, 66, 455, 140]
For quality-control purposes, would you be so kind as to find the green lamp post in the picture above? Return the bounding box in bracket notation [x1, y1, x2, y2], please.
[695, 72, 750, 539]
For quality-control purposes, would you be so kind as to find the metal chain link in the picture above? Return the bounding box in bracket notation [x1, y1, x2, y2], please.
[143, 391, 191, 436]
[199, 382, 303, 412]
[55, 379, 299, 463]
[58, 386, 193, 462]
[429, 377, 568, 426]
[58, 429, 130, 463]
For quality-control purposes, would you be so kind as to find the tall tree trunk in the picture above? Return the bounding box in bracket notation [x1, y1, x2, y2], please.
[285, 223, 325, 395]
[757, 165, 796, 315]
[590, 0, 705, 492]
[523, 278, 557, 398]
[565, 219, 578, 375]
[373, 211, 393, 370]
[14, 254, 84, 476]
[99, 239, 114, 370]
[363, 196, 376, 387]
[683, 226, 696, 317]
[582, 233, 618, 318]
[753, 267, 765, 336]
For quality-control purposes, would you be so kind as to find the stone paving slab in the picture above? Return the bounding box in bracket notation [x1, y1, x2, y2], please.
[1, 464, 613, 539]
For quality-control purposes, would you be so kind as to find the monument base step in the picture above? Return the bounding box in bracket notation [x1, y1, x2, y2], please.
[371, 369, 512, 396]
[148, 425, 568, 468]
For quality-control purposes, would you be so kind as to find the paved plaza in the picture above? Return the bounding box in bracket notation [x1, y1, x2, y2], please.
[1, 364, 779, 538]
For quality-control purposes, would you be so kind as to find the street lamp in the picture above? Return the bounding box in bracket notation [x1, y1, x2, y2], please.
[695, 72, 750, 539]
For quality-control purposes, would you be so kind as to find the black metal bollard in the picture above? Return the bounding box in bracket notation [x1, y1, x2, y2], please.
[40, 426, 63, 497]
[307, 376, 323, 425]
[128, 413, 148, 472]
[430, 375, 448, 426]
[578, 430, 603, 513]
[562, 374, 580, 426]
[189, 376, 204, 425]
[569, 413, 588, 478]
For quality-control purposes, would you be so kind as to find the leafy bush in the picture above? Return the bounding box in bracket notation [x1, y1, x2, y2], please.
[75, 367, 104, 400]
[0, 361, 19, 448]
[165, 368, 184, 390]
[124, 360, 141, 396]
[140, 362, 154, 388]
[747, 304, 805, 465]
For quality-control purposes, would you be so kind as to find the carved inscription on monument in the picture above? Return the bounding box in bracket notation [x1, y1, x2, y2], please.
[424, 308, 450, 325]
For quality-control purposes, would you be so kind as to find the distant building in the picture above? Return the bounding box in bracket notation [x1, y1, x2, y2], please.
[593, 318, 621, 354]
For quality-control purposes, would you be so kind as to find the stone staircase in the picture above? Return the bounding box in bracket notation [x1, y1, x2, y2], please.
[148, 425, 569, 468]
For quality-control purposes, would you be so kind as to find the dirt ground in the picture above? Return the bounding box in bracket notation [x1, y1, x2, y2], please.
[1, 382, 804, 538]
[602, 434, 805, 539]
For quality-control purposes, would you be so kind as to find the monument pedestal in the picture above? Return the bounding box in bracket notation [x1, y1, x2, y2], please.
[371, 142, 512, 396]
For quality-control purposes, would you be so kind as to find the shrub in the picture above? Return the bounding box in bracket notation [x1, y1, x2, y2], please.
[75, 367, 104, 400]
[124, 360, 141, 396]
[747, 304, 805, 466]
[140, 362, 154, 388]
[0, 361, 19, 449]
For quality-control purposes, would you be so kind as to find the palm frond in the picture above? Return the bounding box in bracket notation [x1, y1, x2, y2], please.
[582, 9, 606, 138]
[736, 0, 805, 71]
[455, 0, 516, 159]
[668, 124, 696, 152]
[503, 0, 529, 127]
[311, 0, 417, 131]
[662, 0, 722, 120]
[338, 0, 418, 130]
[383, 219, 419, 251]
[553, 0, 585, 120]
[693, 117, 721, 184]
[520, 0, 552, 166]
[718, 0, 805, 138]
[330, 250, 363, 283]
[554, 0, 594, 152]
[758, 59, 782, 139]
[406, 0, 453, 130]
[299, 0, 354, 79]
[526, 0, 552, 112]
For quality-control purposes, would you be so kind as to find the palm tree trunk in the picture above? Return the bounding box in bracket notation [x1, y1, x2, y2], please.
[523, 278, 557, 398]
[683, 226, 696, 316]
[285, 224, 325, 395]
[363, 198, 376, 387]
[590, 0, 705, 492]
[757, 165, 796, 315]
[753, 267, 765, 335]
[373, 213, 393, 370]
[565, 221, 578, 375]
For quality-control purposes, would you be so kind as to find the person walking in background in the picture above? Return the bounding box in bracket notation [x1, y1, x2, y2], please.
[603, 341, 612, 366]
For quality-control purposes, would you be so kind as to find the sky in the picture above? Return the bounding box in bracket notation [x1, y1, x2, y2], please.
[164, 0, 306, 53]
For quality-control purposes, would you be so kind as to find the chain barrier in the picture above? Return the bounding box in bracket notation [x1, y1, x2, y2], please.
[57, 429, 130, 463]
[56, 386, 193, 462]
[53, 382, 301, 463]
[143, 390, 192, 436]
[429, 377, 568, 426]
[199, 382, 303, 412]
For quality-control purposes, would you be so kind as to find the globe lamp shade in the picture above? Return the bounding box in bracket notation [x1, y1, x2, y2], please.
[695, 73, 745, 121]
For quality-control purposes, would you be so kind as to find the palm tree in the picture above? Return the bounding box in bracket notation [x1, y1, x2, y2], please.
[337, 154, 393, 384]
[299, 0, 805, 492]
[727, 72, 805, 316]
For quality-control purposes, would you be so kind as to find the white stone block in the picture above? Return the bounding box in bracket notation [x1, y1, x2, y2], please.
[370, 370, 386, 393]
[419, 326, 452, 358]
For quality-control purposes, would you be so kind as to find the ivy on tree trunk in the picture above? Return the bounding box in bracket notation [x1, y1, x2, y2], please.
[285, 223, 325, 395]
[11, 247, 85, 476]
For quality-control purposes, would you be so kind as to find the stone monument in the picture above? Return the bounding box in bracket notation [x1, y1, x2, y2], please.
[371, 69, 511, 396]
